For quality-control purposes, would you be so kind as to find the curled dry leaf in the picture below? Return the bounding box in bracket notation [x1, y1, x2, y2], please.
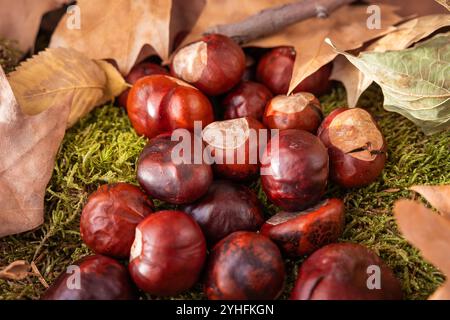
[410, 185, 450, 218]
[0, 260, 31, 281]
[94, 60, 128, 106]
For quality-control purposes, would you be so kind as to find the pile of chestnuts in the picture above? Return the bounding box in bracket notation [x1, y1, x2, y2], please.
[42, 34, 400, 300]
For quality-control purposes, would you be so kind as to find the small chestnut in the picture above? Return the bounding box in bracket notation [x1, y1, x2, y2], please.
[204, 231, 285, 300]
[171, 34, 246, 96]
[80, 183, 154, 259]
[290, 243, 403, 300]
[202, 117, 267, 181]
[317, 108, 387, 188]
[127, 74, 214, 139]
[137, 130, 213, 204]
[118, 62, 168, 108]
[263, 92, 323, 133]
[222, 81, 273, 121]
[260, 198, 345, 257]
[183, 180, 265, 244]
[261, 129, 329, 211]
[129, 210, 207, 296]
[41, 255, 137, 300]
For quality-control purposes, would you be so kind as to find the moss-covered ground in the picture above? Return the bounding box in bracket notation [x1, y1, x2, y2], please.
[0, 84, 449, 300]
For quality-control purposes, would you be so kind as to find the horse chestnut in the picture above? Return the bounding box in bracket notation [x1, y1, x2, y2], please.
[318, 108, 387, 188]
[183, 180, 265, 244]
[260, 198, 345, 257]
[129, 210, 207, 296]
[263, 92, 323, 133]
[261, 129, 329, 211]
[222, 81, 273, 121]
[80, 183, 154, 259]
[171, 34, 245, 96]
[137, 130, 213, 204]
[290, 243, 403, 300]
[202, 117, 267, 181]
[256, 46, 332, 96]
[204, 231, 285, 300]
[127, 75, 214, 139]
[41, 255, 137, 300]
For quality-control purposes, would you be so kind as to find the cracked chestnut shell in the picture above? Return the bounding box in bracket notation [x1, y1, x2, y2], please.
[41, 255, 137, 300]
[263, 92, 323, 133]
[129, 210, 207, 296]
[137, 130, 213, 204]
[171, 34, 245, 96]
[290, 243, 403, 300]
[261, 129, 329, 211]
[127, 74, 214, 139]
[204, 231, 285, 300]
[183, 180, 265, 245]
[318, 108, 387, 188]
[80, 183, 154, 259]
[260, 198, 345, 257]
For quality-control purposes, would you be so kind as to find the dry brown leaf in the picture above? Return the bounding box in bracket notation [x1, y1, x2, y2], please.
[0, 260, 31, 281]
[375, 0, 449, 16]
[94, 60, 128, 106]
[0, 0, 69, 52]
[50, 0, 205, 74]
[410, 185, 450, 217]
[435, 0, 450, 11]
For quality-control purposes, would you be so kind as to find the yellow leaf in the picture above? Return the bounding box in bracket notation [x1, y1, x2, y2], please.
[94, 60, 128, 106]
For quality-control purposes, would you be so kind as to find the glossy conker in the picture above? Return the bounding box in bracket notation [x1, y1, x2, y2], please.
[137, 130, 213, 204]
[318, 108, 387, 188]
[80, 183, 154, 259]
[263, 92, 323, 133]
[129, 210, 207, 296]
[183, 180, 265, 244]
[171, 34, 246, 96]
[222, 81, 273, 121]
[127, 74, 214, 139]
[41, 255, 137, 300]
[290, 243, 403, 300]
[204, 231, 285, 300]
[260, 198, 345, 257]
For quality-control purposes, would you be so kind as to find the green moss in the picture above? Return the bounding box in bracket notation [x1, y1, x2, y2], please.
[1, 85, 449, 300]
[0, 39, 21, 73]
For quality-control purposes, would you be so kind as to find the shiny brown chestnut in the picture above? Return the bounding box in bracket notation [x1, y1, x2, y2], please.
[80, 183, 154, 258]
[256, 46, 332, 96]
[202, 117, 267, 181]
[263, 92, 323, 133]
[183, 180, 265, 244]
[171, 34, 245, 96]
[129, 210, 207, 296]
[127, 75, 214, 139]
[204, 231, 285, 300]
[222, 81, 273, 121]
[260, 198, 345, 257]
[290, 243, 403, 300]
[261, 129, 329, 211]
[137, 130, 213, 204]
[41, 255, 137, 300]
[317, 108, 387, 188]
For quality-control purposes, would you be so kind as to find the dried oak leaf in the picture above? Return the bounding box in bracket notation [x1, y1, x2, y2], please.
[0, 260, 31, 281]
[0, 0, 69, 52]
[184, 0, 404, 93]
[49, 0, 205, 75]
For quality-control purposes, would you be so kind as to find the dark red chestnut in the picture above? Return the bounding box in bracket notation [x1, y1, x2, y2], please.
[183, 180, 265, 244]
[290, 243, 403, 300]
[263, 92, 323, 133]
[261, 129, 329, 211]
[137, 130, 213, 204]
[118, 62, 168, 108]
[41, 255, 137, 300]
[204, 231, 285, 300]
[127, 74, 214, 139]
[171, 34, 245, 96]
[260, 198, 345, 257]
[222, 81, 273, 121]
[317, 108, 386, 188]
[256, 46, 332, 96]
[80, 183, 154, 259]
[129, 210, 207, 296]
[202, 117, 267, 181]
